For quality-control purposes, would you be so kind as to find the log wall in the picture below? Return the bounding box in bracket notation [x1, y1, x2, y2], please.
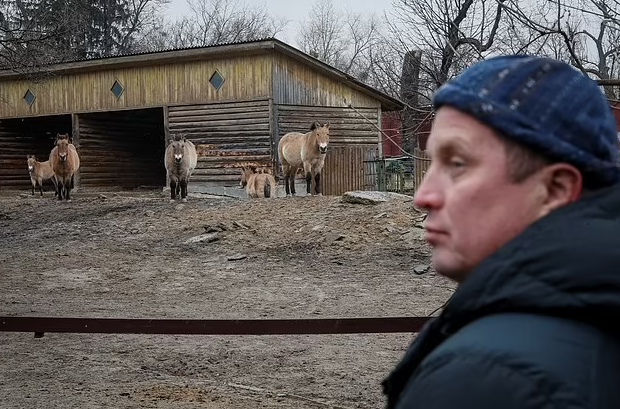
[168, 99, 272, 186]
[77, 108, 165, 189]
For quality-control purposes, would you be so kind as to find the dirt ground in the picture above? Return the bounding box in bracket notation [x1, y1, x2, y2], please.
[0, 187, 455, 409]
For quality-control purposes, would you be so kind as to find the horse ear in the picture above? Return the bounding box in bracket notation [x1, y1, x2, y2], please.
[324, 122, 330, 128]
[310, 122, 318, 131]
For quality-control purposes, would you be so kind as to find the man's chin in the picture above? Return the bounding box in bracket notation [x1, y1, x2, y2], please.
[431, 252, 468, 283]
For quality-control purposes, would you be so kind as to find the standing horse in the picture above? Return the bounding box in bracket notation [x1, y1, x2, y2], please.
[239, 166, 277, 198]
[49, 133, 80, 201]
[278, 121, 329, 197]
[27, 155, 58, 196]
[164, 134, 197, 202]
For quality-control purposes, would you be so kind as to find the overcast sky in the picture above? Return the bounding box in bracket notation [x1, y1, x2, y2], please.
[164, 0, 389, 45]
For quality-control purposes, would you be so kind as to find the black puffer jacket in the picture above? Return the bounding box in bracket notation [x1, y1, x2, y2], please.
[382, 184, 620, 409]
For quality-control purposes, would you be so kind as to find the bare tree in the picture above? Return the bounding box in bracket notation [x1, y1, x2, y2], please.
[149, 0, 289, 49]
[296, 0, 381, 81]
[499, 0, 620, 98]
[383, 0, 505, 97]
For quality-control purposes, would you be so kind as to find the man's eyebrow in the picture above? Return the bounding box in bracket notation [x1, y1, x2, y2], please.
[430, 136, 474, 156]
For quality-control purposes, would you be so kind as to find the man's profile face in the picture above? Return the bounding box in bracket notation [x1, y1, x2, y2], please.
[413, 106, 546, 282]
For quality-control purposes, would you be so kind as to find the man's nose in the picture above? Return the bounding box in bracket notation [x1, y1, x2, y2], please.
[413, 170, 443, 210]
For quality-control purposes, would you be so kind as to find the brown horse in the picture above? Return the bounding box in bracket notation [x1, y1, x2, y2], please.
[239, 166, 277, 198]
[27, 155, 58, 196]
[278, 121, 329, 197]
[49, 133, 80, 201]
[164, 134, 198, 202]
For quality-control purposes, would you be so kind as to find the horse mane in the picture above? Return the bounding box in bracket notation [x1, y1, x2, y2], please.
[309, 121, 330, 132]
[56, 133, 70, 143]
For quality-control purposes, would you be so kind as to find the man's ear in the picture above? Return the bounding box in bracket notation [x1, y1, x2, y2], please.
[536, 163, 582, 218]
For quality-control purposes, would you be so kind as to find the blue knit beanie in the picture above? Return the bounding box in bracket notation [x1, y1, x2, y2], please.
[432, 55, 620, 187]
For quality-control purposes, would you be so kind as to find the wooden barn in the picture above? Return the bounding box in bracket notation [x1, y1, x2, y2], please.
[0, 38, 403, 195]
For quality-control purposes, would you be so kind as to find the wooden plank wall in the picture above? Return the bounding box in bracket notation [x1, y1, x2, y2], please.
[168, 99, 272, 186]
[272, 55, 381, 108]
[276, 105, 380, 147]
[319, 146, 377, 196]
[413, 148, 431, 192]
[275, 104, 379, 194]
[0, 115, 72, 190]
[0, 55, 272, 119]
[78, 108, 166, 189]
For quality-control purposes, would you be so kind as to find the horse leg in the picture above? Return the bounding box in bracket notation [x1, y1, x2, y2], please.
[282, 163, 291, 197]
[65, 182, 72, 201]
[289, 169, 296, 196]
[38, 179, 44, 196]
[169, 179, 177, 201]
[57, 179, 63, 201]
[314, 172, 321, 196]
[31, 180, 35, 196]
[180, 178, 188, 202]
[303, 162, 313, 195]
[283, 173, 290, 196]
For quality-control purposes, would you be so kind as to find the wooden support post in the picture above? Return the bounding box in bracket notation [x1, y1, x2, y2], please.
[71, 113, 81, 189]
[270, 100, 280, 181]
[163, 106, 170, 189]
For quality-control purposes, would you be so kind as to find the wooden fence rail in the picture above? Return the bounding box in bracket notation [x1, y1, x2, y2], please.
[0, 316, 432, 338]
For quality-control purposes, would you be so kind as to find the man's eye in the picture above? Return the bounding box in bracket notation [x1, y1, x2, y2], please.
[449, 159, 465, 168]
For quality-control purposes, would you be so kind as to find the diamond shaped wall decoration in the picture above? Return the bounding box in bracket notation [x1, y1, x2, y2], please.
[209, 70, 225, 91]
[110, 80, 124, 99]
[23, 89, 35, 106]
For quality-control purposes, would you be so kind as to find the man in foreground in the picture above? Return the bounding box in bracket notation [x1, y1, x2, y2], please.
[382, 55, 620, 408]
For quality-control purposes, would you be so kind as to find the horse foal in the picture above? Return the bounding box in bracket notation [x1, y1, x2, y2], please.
[240, 167, 277, 198]
[27, 155, 57, 196]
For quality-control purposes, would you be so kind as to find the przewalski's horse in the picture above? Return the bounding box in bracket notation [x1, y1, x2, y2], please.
[278, 121, 330, 197]
[164, 134, 197, 202]
[239, 166, 277, 198]
[49, 133, 80, 201]
[27, 155, 58, 197]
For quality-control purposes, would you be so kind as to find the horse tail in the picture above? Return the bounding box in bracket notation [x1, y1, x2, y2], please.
[268, 175, 277, 198]
[264, 181, 271, 198]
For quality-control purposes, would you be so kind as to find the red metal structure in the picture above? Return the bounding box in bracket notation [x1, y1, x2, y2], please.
[382, 112, 403, 157]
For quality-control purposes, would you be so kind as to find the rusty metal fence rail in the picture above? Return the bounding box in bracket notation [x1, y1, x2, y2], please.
[0, 316, 432, 338]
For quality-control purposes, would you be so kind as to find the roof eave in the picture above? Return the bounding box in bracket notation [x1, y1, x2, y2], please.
[0, 41, 277, 81]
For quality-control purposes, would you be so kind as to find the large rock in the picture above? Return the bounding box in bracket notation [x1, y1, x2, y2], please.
[341, 191, 412, 205]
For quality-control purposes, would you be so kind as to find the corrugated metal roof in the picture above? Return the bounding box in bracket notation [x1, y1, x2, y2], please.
[53, 37, 276, 65]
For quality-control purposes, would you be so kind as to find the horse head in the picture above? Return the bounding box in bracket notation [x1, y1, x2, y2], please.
[27, 155, 35, 172]
[311, 121, 330, 154]
[169, 135, 188, 165]
[240, 167, 251, 188]
[56, 137, 70, 163]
